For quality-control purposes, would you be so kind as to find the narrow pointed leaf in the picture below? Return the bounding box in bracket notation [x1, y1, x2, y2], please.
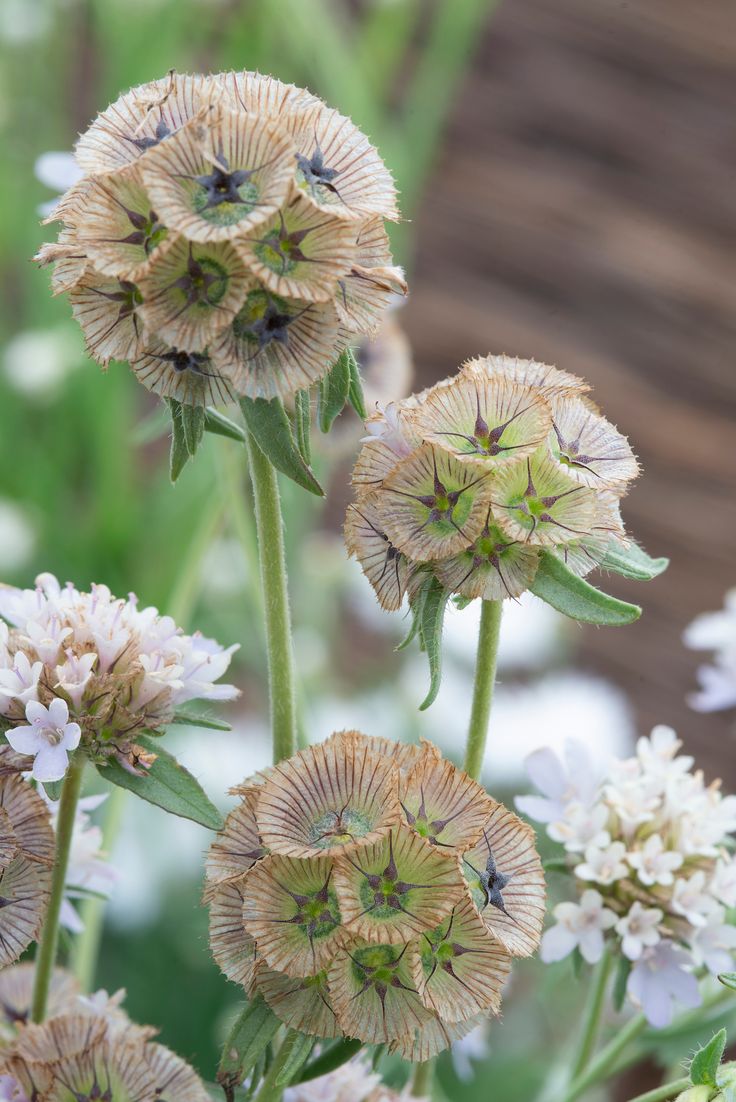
[690, 1029, 727, 1086]
[601, 540, 669, 581]
[418, 575, 451, 710]
[317, 349, 352, 432]
[240, 397, 323, 496]
[171, 708, 231, 731]
[718, 973, 736, 991]
[97, 735, 223, 830]
[204, 406, 248, 443]
[296, 1039, 363, 1084]
[217, 997, 281, 1091]
[530, 551, 641, 626]
[182, 404, 205, 457]
[167, 398, 191, 483]
[347, 349, 367, 420]
[274, 1031, 315, 1087]
[294, 389, 312, 464]
[42, 779, 63, 802]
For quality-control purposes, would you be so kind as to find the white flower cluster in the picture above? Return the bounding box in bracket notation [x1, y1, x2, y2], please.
[0, 573, 238, 782]
[282, 1058, 426, 1102]
[518, 727, 736, 1027]
[684, 588, 736, 713]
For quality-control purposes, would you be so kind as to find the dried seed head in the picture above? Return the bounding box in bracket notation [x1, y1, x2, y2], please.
[204, 732, 537, 1056]
[37, 70, 404, 406]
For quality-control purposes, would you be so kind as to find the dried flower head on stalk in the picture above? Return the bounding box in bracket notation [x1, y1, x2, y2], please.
[35, 70, 405, 407]
[520, 727, 736, 1027]
[205, 731, 545, 1059]
[346, 354, 640, 612]
[0, 572, 238, 782]
[0, 971, 209, 1102]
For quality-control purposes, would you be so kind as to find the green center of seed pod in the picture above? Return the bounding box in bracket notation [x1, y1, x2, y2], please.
[232, 288, 301, 351]
[192, 159, 260, 227]
[503, 458, 583, 538]
[173, 248, 229, 309]
[254, 214, 313, 277]
[351, 832, 434, 920]
[349, 944, 411, 997]
[419, 910, 474, 986]
[281, 876, 341, 944]
[309, 805, 373, 849]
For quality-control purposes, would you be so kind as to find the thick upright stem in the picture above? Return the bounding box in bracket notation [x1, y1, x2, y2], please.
[569, 948, 613, 1080]
[32, 756, 86, 1022]
[245, 431, 298, 765]
[463, 598, 503, 780]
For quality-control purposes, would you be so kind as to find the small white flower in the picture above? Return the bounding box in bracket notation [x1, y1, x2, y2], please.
[575, 838, 628, 886]
[55, 651, 98, 712]
[627, 941, 700, 1028]
[670, 872, 719, 928]
[637, 725, 693, 779]
[5, 698, 81, 781]
[0, 652, 43, 713]
[710, 858, 736, 908]
[540, 889, 617, 965]
[689, 911, 736, 975]
[547, 801, 609, 853]
[615, 902, 662, 961]
[603, 775, 660, 831]
[627, 834, 683, 887]
[518, 740, 602, 825]
[283, 1057, 381, 1101]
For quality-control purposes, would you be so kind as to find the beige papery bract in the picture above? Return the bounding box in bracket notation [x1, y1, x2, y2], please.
[204, 732, 542, 1058]
[0, 749, 54, 967]
[346, 354, 639, 610]
[3, 1010, 210, 1102]
[37, 70, 404, 405]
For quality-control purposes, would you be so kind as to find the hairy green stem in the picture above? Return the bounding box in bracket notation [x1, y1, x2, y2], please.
[411, 1059, 433, 1097]
[245, 431, 298, 765]
[463, 599, 503, 780]
[570, 948, 613, 1081]
[32, 756, 86, 1022]
[252, 1033, 295, 1102]
[560, 1014, 647, 1102]
[624, 1079, 691, 1102]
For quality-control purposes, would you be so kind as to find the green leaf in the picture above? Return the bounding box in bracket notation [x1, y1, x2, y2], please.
[530, 551, 642, 626]
[690, 1029, 727, 1086]
[296, 1039, 363, 1084]
[294, 389, 312, 464]
[167, 398, 191, 483]
[240, 397, 324, 497]
[42, 779, 63, 802]
[182, 404, 205, 457]
[719, 974, 736, 991]
[613, 955, 632, 1012]
[217, 997, 281, 1092]
[346, 349, 367, 420]
[417, 576, 451, 710]
[171, 708, 231, 731]
[317, 349, 352, 432]
[600, 540, 669, 581]
[274, 1031, 315, 1087]
[204, 407, 247, 444]
[571, 946, 584, 980]
[97, 735, 223, 831]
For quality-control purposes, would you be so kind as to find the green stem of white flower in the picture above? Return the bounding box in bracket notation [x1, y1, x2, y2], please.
[560, 1014, 647, 1102]
[624, 1079, 691, 1102]
[245, 431, 298, 765]
[569, 948, 613, 1081]
[31, 755, 86, 1022]
[70, 783, 126, 992]
[464, 598, 503, 781]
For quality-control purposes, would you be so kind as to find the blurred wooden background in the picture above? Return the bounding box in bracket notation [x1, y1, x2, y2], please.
[402, 0, 736, 777]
